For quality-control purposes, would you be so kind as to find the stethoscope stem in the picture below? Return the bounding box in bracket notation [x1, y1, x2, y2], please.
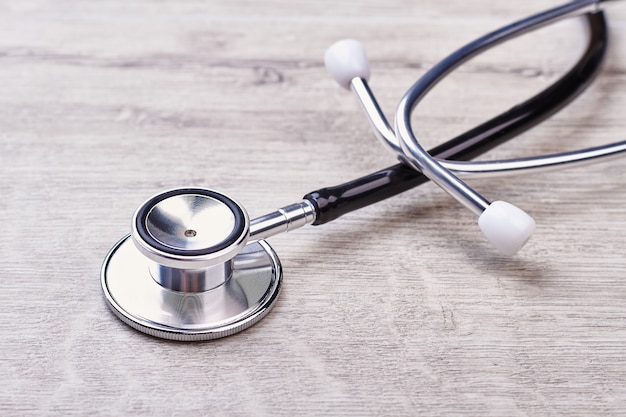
[249, 200, 317, 241]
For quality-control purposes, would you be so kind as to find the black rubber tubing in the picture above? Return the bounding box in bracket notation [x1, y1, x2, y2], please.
[304, 11, 607, 225]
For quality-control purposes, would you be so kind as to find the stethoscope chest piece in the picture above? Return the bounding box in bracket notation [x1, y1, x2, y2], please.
[101, 188, 282, 341]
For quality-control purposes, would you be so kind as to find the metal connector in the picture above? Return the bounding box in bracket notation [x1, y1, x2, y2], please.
[249, 200, 317, 241]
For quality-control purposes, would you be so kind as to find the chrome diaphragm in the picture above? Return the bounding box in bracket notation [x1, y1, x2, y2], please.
[101, 188, 282, 341]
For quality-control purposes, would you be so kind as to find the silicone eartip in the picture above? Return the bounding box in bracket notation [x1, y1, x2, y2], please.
[477, 201, 536, 256]
[324, 39, 370, 89]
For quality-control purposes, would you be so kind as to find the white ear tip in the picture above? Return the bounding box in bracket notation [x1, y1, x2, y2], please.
[478, 201, 535, 256]
[324, 39, 370, 89]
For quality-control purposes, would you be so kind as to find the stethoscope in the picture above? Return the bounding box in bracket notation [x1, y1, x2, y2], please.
[101, 0, 626, 341]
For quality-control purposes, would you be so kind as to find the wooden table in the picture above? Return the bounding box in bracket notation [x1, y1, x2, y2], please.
[2, 0, 626, 415]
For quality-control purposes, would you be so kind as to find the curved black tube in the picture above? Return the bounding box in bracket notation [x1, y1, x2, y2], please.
[304, 11, 607, 225]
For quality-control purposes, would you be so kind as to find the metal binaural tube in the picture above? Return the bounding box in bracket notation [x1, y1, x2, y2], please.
[352, 76, 626, 180]
[394, 0, 603, 217]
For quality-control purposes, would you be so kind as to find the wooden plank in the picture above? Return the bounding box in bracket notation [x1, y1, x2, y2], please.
[1, 1, 626, 415]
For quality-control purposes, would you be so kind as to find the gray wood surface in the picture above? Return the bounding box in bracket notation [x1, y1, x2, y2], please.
[2, 0, 626, 415]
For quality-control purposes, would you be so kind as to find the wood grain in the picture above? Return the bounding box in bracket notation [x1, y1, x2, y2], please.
[2, 0, 626, 415]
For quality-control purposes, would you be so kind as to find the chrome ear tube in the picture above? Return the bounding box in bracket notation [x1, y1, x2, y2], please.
[102, 1, 626, 341]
